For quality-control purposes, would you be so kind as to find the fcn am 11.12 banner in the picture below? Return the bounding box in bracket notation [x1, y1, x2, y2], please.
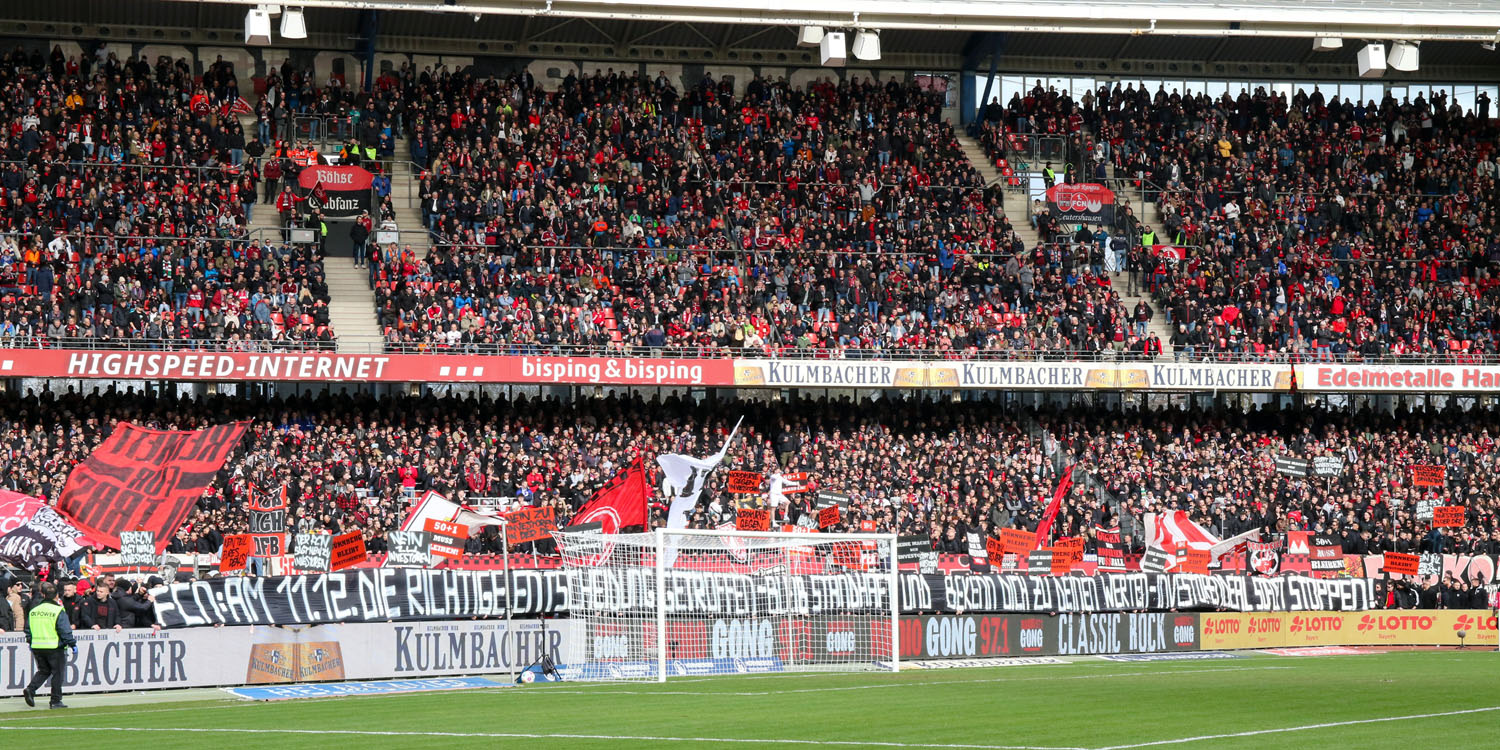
[153, 569, 1376, 628]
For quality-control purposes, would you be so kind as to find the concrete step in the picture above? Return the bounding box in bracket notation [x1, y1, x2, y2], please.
[319, 256, 384, 353]
[954, 135, 1005, 188]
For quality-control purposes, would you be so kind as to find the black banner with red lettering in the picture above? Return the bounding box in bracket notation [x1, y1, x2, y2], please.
[59, 422, 250, 550]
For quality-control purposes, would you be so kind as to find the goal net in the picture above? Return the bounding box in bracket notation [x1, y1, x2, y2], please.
[554, 528, 899, 682]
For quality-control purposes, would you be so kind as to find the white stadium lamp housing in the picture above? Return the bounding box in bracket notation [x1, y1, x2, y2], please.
[852, 31, 881, 61]
[820, 32, 847, 67]
[798, 26, 824, 47]
[245, 8, 273, 45]
[281, 7, 307, 40]
[1357, 43, 1386, 78]
[1387, 41, 1420, 72]
[1312, 37, 1343, 52]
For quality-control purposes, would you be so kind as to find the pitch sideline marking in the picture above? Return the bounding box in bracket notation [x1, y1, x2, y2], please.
[0, 665, 1291, 722]
[1092, 705, 1500, 749]
[503, 666, 1292, 697]
[0, 725, 1085, 749]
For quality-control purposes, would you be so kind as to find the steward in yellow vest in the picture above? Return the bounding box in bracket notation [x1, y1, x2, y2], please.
[22, 581, 76, 709]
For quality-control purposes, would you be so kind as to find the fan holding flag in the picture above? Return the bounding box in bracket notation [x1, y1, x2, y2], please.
[570, 455, 652, 533]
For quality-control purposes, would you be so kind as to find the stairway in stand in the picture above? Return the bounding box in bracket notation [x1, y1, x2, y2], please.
[322, 256, 384, 353]
[386, 137, 431, 255]
[955, 133, 1041, 250]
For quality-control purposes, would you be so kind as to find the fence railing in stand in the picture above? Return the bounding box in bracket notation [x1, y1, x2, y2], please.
[0, 336, 1492, 366]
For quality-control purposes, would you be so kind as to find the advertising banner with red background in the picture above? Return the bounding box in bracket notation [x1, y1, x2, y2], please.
[0, 350, 732, 386]
[16, 351, 1500, 397]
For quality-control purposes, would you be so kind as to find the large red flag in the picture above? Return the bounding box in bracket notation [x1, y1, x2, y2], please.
[59, 422, 249, 551]
[1032, 465, 1075, 548]
[571, 456, 650, 533]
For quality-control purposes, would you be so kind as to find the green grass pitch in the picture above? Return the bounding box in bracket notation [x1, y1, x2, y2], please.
[2, 651, 1497, 749]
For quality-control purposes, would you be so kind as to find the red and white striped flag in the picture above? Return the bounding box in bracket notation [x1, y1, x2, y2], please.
[229, 96, 254, 115]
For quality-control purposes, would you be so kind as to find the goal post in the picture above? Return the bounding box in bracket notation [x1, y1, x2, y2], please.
[554, 527, 900, 682]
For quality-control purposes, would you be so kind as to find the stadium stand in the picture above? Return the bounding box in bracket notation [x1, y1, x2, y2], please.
[0, 45, 338, 349]
[977, 80, 1500, 361]
[2, 389, 1497, 568]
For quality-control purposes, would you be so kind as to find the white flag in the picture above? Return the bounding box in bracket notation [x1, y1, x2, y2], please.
[659, 417, 742, 529]
[401, 490, 505, 535]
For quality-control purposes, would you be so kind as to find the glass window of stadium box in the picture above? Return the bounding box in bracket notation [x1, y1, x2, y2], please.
[975, 75, 1500, 118]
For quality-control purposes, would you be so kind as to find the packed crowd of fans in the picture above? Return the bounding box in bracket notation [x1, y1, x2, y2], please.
[978, 79, 1500, 361]
[371, 244, 1129, 357]
[0, 45, 341, 348]
[376, 67, 1141, 355]
[9, 42, 1500, 361]
[2, 389, 1498, 589]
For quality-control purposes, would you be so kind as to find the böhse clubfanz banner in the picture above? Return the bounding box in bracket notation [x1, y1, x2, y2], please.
[154, 569, 1375, 628]
[1046, 183, 1117, 225]
[297, 165, 373, 218]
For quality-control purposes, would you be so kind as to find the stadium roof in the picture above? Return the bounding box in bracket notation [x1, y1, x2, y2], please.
[3, 0, 1498, 76]
[158, 0, 1500, 41]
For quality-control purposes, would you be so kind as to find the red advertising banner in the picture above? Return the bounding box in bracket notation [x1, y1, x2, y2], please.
[985, 535, 1004, 563]
[1412, 465, 1446, 487]
[736, 508, 771, 531]
[220, 535, 252, 572]
[816, 505, 841, 529]
[505, 506, 557, 545]
[59, 422, 249, 550]
[297, 164, 374, 191]
[0, 350, 734, 386]
[1432, 506, 1466, 528]
[725, 471, 763, 493]
[424, 518, 468, 559]
[1054, 537, 1084, 565]
[250, 534, 285, 557]
[1384, 551, 1421, 577]
[329, 531, 367, 571]
[1181, 549, 1211, 575]
[997, 527, 1037, 556]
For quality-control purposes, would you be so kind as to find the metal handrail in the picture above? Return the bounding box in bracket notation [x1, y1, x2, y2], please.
[0, 337, 1493, 365]
[0, 158, 247, 178]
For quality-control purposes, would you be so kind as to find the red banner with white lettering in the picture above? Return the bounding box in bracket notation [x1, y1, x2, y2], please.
[0, 349, 733, 386]
[58, 422, 250, 551]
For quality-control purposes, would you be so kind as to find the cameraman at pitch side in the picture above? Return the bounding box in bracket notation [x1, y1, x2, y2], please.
[22, 582, 77, 709]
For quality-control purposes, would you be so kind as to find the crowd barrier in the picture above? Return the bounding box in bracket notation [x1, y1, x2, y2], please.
[899, 610, 1497, 661]
[6, 609, 1492, 696]
[0, 619, 563, 697]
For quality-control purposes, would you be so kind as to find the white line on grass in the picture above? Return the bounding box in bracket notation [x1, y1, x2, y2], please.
[0, 725, 1086, 749]
[1091, 705, 1500, 749]
[505, 666, 1292, 697]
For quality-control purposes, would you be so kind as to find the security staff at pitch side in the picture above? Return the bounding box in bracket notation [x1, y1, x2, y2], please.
[22, 582, 77, 709]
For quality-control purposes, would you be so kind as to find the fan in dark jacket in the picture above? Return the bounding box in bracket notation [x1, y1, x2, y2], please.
[78, 585, 121, 630]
